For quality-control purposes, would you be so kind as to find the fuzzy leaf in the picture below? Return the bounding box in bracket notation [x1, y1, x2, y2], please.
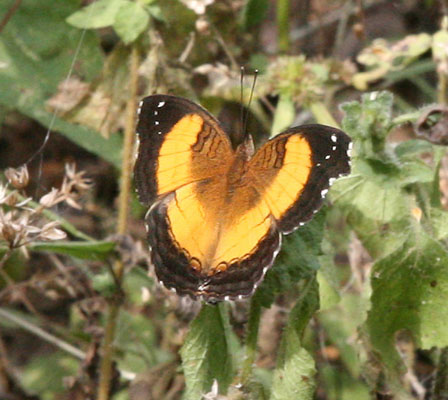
[341, 91, 393, 154]
[270, 279, 319, 400]
[366, 230, 448, 385]
[255, 208, 327, 308]
[180, 305, 235, 399]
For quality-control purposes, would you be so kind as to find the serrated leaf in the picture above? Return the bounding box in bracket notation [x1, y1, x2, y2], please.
[366, 230, 448, 385]
[255, 209, 327, 308]
[398, 159, 435, 185]
[30, 240, 115, 260]
[270, 279, 319, 400]
[331, 176, 411, 258]
[180, 305, 235, 399]
[341, 91, 393, 146]
[113, 1, 150, 44]
[332, 176, 410, 224]
[394, 139, 434, 159]
[66, 0, 125, 29]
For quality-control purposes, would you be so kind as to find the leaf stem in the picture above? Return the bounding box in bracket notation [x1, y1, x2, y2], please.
[96, 44, 139, 400]
[309, 101, 339, 128]
[237, 297, 262, 386]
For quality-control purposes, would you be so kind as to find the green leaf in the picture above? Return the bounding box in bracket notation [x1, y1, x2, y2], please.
[21, 352, 79, 396]
[241, 0, 269, 29]
[113, 1, 150, 44]
[30, 240, 115, 260]
[271, 94, 295, 136]
[123, 267, 155, 305]
[180, 304, 235, 399]
[366, 230, 448, 386]
[114, 310, 169, 372]
[317, 270, 340, 310]
[256, 208, 327, 308]
[270, 279, 319, 400]
[66, 0, 125, 29]
[331, 175, 411, 258]
[341, 91, 393, 157]
[332, 176, 410, 224]
[92, 270, 117, 297]
[429, 208, 448, 240]
[318, 292, 369, 378]
[147, 4, 165, 21]
[394, 139, 434, 159]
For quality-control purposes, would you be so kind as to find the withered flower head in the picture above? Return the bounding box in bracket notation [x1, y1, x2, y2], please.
[5, 165, 29, 189]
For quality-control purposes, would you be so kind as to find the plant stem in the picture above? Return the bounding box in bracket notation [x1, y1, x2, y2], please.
[309, 101, 339, 128]
[438, 71, 447, 105]
[96, 44, 139, 400]
[238, 297, 262, 386]
[0, 307, 85, 359]
[277, 0, 290, 53]
[433, 347, 448, 399]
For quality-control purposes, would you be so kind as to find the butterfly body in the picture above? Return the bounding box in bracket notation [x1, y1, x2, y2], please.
[135, 95, 351, 302]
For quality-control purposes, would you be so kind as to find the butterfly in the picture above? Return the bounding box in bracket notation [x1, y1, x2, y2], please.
[134, 94, 351, 302]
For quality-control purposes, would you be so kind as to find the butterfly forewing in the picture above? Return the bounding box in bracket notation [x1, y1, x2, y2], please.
[249, 125, 351, 234]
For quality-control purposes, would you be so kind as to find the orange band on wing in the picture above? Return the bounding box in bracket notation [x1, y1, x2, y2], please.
[156, 114, 204, 195]
[212, 201, 271, 265]
[259, 135, 312, 219]
[166, 181, 272, 274]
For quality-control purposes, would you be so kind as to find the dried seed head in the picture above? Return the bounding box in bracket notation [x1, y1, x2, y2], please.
[40, 221, 66, 240]
[4, 191, 19, 207]
[39, 188, 62, 208]
[64, 164, 92, 191]
[1, 223, 16, 244]
[5, 165, 29, 189]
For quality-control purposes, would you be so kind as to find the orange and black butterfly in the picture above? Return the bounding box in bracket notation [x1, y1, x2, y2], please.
[135, 95, 351, 302]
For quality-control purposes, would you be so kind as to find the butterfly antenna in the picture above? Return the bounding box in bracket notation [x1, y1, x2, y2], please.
[242, 69, 258, 139]
[240, 66, 245, 138]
